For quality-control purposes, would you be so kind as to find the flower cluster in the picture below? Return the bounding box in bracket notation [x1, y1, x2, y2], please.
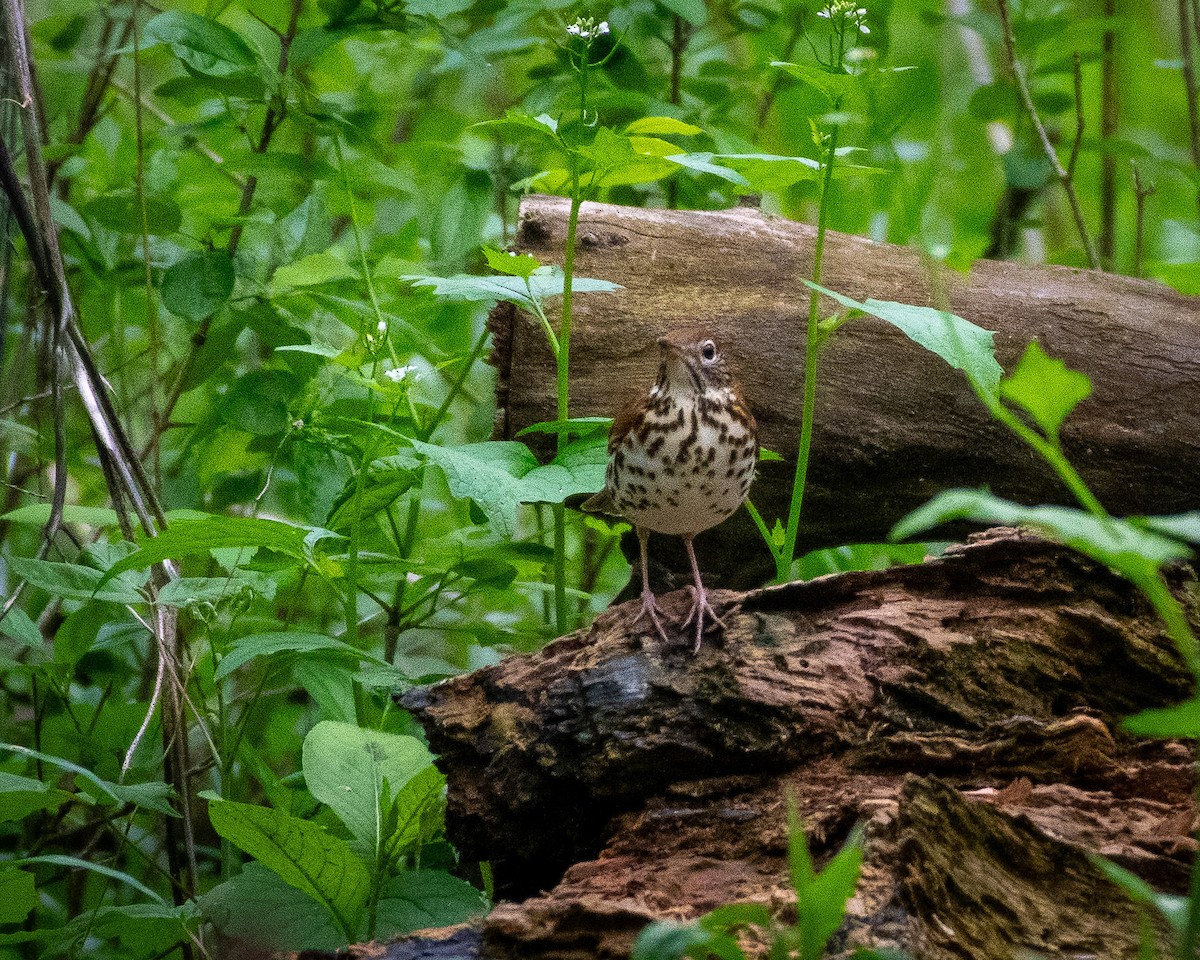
[566, 16, 610, 41]
[817, 1, 870, 34]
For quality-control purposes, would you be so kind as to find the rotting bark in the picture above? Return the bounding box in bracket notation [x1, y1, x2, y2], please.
[489, 195, 1200, 588]
[383, 530, 1200, 960]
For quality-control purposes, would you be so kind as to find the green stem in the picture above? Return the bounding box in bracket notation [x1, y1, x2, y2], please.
[779, 122, 840, 582]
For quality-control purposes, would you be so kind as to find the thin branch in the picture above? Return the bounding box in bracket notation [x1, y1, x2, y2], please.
[1067, 52, 1084, 180]
[1099, 0, 1117, 269]
[996, 0, 1100, 269]
[1131, 161, 1154, 278]
[1179, 0, 1200, 217]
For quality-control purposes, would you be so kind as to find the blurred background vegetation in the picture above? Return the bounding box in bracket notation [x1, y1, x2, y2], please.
[0, 0, 1196, 955]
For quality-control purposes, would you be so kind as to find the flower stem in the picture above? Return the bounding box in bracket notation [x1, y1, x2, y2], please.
[779, 122, 840, 582]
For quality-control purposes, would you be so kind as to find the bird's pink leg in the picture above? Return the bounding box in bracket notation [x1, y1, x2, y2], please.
[631, 526, 670, 643]
[681, 535, 725, 653]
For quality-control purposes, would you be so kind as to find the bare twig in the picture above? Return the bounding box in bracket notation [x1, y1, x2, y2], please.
[996, 0, 1100, 269]
[1131, 161, 1155, 278]
[1099, 0, 1117, 269]
[1067, 52, 1084, 180]
[1180, 0, 1200, 217]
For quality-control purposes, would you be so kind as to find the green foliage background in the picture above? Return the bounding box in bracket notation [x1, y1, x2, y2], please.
[0, 0, 1197, 956]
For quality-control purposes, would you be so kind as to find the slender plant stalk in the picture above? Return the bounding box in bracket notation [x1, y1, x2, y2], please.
[996, 0, 1100, 269]
[779, 123, 839, 581]
[1099, 0, 1117, 269]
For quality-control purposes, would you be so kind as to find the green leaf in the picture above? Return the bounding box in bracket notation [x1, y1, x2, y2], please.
[269, 251, 359, 294]
[891, 490, 1191, 578]
[0, 870, 36, 924]
[302, 720, 434, 848]
[624, 117, 704, 136]
[1091, 855, 1189, 938]
[631, 920, 736, 960]
[207, 798, 369, 939]
[200, 862, 344, 952]
[2, 503, 121, 526]
[215, 631, 377, 681]
[412, 437, 606, 539]
[381, 765, 445, 865]
[805, 283, 1004, 398]
[579, 128, 677, 187]
[799, 826, 864, 960]
[7, 554, 147, 604]
[97, 517, 335, 589]
[156, 572, 277, 608]
[1140, 512, 1200, 545]
[657, 0, 708, 25]
[665, 152, 750, 186]
[406, 268, 620, 311]
[0, 772, 74, 822]
[0, 744, 177, 814]
[81, 192, 182, 236]
[327, 467, 419, 532]
[375, 870, 488, 937]
[483, 246, 541, 280]
[1122, 697, 1200, 737]
[16, 854, 166, 904]
[143, 11, 259, 78]
[772, 61, 859, 103]
[475, 110, 561, 143]
[999, 341, 1092, 439]
[162, 251, 235, 322]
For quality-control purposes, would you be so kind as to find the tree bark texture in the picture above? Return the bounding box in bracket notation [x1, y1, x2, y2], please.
[489, 195, 1200, 587]
[384, 531, 1199, 960]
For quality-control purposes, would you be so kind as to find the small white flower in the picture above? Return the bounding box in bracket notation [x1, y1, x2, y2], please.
[597, 20, 610, 34]
[859, 23, 870, 32]
[377, 320, 387, 334]
[856, 7, 867, 14]
[385, 364, 417, 383]
[292, 418, 304, 430]
[817, 8, 830, 16]
[567, 23, 582, 34]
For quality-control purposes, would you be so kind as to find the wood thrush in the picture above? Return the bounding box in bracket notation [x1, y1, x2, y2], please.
[584, 328, 759, 652]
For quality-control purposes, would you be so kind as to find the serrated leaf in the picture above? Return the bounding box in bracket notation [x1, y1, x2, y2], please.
[483, 246, 541, 280]
[890, 489, 1191, 579]
[406, 268, 620, 311]
[207, 798, 369, 939]
[302, 721, 433, 848]
[806, 283, 1003, 398]
[143, 11, 259, 78]
[999, 341, 1092, 439]
[270, 251, 359, 294]
[162, 250, 235, 322]
[215, 631, 377, 681]
[772, 61, 859, 103]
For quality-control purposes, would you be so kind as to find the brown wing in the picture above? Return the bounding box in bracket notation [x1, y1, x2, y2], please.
[607, 392, 649, 455]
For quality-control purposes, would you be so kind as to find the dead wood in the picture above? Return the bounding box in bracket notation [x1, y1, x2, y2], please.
[489, 195, 1200, 587]
[394, 530, 1200, 960]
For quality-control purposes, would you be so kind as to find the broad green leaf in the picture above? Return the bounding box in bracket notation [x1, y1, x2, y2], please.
[891, 490, 1191, 578]
[475, 110, 561, 143]
[412, 437, 606, 539]
[580, 128, 677, 187]
[270, 251, 359, 294]
[713, 153, 822, 190]
[1140, 512, 1200, 545]
[156, 572, 276, 608]
[624, 117, 704, 137]
[200, 862, 344, 952]
[0, 869, 36, 924]
[806, 283, 1004, 398]
[215, 631, 377, 681]
[1122, 697, 1200, 737]
[381, 765, 445, 865]
[665, 152, 750, 186]
[81, 192, 182, 236]
[162, 251, 235, 322]
[0, 744, 176, 814]
[484, 246, 541, 280]
[772, 61, 859, 103]
[67, 902, 199, 958]
[207, 798, 369, 938]
[406, 268, 620, 311]
[97, 517, 335, 589]
[302, 720, 433, 848]
[701, 902, 772, 932]
[375, 870, 489, 939]
[999, 341, 1092, 439]
[0, 772, 74, 822]
[7, 554, 147, 604]
[2, 503, 121, 526]
[631, 920, 732, 960]
[143, 11, 259, 78]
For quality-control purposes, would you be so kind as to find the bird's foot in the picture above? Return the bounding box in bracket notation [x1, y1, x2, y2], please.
[632, 588, 671, 643]
[681, 586, 726, 654]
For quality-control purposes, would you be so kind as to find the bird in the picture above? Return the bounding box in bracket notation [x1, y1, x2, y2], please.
[584, 328, 759, 653]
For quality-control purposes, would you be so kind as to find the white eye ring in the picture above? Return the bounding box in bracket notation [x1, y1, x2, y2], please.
[701, 340, 717, 362]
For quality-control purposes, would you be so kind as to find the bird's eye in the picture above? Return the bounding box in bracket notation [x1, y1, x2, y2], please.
[701, 341, 717, 362]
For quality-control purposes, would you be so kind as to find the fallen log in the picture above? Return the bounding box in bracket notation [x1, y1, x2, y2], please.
[489, 195, 1200, 587]
[394, 530, 1198, 960]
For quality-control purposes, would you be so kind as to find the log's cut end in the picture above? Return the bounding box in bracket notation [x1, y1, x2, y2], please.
[394, 530, 1200, 959]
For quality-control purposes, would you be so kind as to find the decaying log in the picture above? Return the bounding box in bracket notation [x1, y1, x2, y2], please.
[393, 530, 1200, 960]
[489, 195, 1200, 587]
